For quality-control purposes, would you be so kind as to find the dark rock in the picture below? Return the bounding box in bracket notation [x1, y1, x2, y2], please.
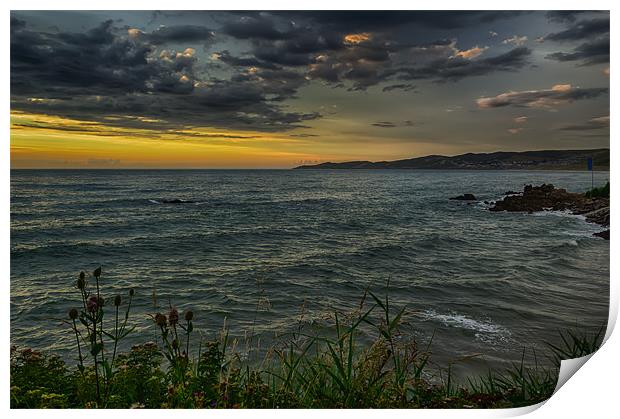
[161, 199, 195, 204]
[490, 183, 610, 229]
[583, 206, 610, 227]
[490, 184, 585, 213]
[450, 194, 477, 201]
[593, 230, 610, 240]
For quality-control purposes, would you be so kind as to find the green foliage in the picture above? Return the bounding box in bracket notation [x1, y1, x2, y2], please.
[585, 181, 609, 198]
[10, 267, 607, 408]
[10, 347, 73, 408]
[547, 327, 605, 367]
[64, 267, 136, 406]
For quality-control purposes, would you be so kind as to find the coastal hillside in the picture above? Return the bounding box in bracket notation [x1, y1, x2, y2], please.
[294, 148, 610, 170]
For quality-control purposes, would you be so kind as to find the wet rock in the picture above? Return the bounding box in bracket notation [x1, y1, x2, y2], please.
[504, 191, 521, 196]
[490, 184, 584, 213]
[450, 194, 477, 201]
[583, 207, 610, 227]
[490, 183, 610, 230]
[593, 230, 610, 240]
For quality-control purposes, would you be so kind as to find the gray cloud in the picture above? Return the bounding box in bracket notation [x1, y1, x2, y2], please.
[372, 121, 397, 128]
[382, 84, 417, 92]
[10, 18, 320, 132]
[133, 25, 215, 46]
[543, 17, 609, 66]
[545, 18, 609, 42]
[477, 84, 608, 109]
[559, 115, 609, 131]
[396, 47, 532, 83]
[546, 11, 589, 23]
[546, 37, 610, 65]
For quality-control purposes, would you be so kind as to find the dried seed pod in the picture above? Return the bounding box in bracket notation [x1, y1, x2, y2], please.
[69, 308, 79, 320]
[168, 308, 179, 325]
[154, 313, 167, 327]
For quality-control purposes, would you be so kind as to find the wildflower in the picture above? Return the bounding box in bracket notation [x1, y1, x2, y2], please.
[114, 295, 122, 306]
[129, 288, 135, 297]
[87, 296, 98, 313]
[154, 313, 167, 327]
[69, 308, 79, 320]
[172, 339, 179, 350]
[184, 310, 194, 321]
[93, 266, 102, 278]
[169, 308, 179, 325]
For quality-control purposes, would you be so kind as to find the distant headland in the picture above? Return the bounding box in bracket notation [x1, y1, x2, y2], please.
[293, 148, 610, 171]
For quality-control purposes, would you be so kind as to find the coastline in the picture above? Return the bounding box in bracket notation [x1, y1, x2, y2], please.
[488, 183, 610, 239]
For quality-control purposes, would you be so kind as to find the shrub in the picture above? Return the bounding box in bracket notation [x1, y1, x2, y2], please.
[585, 181, 609, 198]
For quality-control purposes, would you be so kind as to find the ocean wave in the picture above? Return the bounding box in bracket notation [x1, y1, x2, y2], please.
[531, 209, 587, 221]
[148, 198, 203, 205]
[419, 309, 512, 344]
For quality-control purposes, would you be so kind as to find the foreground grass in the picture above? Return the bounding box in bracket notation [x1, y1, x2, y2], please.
[10, 270, 605, 409]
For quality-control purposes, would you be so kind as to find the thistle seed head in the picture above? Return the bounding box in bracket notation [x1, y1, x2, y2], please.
[154, 313, 167, 327]
[168, 308, 179, 325]
[87, 296, 98, 313]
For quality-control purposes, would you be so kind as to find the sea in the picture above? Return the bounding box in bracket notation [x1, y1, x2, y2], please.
[10, 169, 610, 381]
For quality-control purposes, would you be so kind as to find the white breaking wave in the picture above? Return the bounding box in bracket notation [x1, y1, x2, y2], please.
[531, 209, 587, 221]
[420, 309, 512, 344]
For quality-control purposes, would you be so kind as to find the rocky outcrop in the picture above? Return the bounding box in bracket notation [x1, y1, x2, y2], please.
[490, 184, 609, 239]
[450, 194, 477, 201]
[161, 199, 196, 204]
[594, 230, 610, 240]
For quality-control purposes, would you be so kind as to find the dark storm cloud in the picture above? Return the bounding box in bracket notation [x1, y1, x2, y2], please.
[543, 16, 609, 66]
[372, 121, 397, 128]
[212, 50, 281, 69]
[396, 47, 532, 82]
[477, 85, 608, 109]
[279, 11, 525, 32]
[220, 14, 290, 40]
[371, 120, 421, 128]
[214, 11, 534, 90]
[10, 17, 319, 132]
[382, 84, 417, 92]
[544, 18, 609, 42]
[10, 16, 26, 32]
[137, 25, 215, 45]
[545, 11, 590, 23]
[545, 37, 610, 65]
[11, 10, 608, 140]
[289, 133, 319, 137]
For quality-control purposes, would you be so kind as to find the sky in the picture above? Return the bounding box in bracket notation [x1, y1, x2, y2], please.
[10, 10, 610, 168]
